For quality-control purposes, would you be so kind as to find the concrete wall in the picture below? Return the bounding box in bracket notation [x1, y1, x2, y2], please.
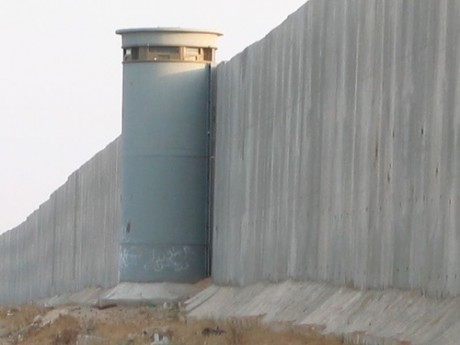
[212, 0, 460, 297]
[0, 138, 121, 304]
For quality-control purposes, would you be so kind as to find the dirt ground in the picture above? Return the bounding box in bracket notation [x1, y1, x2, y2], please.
[0, 302, 344, 345]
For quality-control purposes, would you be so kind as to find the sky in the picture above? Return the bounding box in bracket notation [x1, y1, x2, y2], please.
[0, 0, 307, 234]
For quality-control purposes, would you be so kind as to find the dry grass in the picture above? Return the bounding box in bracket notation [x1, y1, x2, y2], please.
[0, 304, 48, 332]
[0, 304, 344, 345]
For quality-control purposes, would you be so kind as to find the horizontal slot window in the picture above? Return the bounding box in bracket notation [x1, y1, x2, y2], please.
[123, 46, 215, 63]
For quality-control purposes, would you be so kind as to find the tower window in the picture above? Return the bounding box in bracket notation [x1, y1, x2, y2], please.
[122, 46, 215, 63]
[131, 47, 139, 60]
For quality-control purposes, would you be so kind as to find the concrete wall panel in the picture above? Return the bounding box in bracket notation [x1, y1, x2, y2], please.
[0, 138, 121, 304]
[212, 0, 460, 297]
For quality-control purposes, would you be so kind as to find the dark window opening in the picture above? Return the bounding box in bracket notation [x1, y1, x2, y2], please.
[203, 48, 213, 62]
[131, 47, 139, 60]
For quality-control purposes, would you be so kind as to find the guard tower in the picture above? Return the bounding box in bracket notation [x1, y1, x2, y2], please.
[116, 28, 221, 282]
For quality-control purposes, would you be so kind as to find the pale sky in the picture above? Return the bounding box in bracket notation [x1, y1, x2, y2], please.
[0, 0, 307, 234]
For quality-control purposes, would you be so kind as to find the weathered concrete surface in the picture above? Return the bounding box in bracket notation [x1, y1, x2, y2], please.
[37, 282, 202, 307]
[212, 0, 460, 297]
[99, 282, 203, 305]
[186, 281, 460, 345]
[0, 138, 121, 304]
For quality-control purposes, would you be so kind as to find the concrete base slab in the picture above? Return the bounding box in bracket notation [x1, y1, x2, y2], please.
[36, 280, 212, 308]
[99, 282, 201, 306]
[185, 281, 460, 345]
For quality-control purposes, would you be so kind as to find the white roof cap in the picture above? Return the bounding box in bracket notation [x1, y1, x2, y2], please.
[116, 27, 222, 49]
